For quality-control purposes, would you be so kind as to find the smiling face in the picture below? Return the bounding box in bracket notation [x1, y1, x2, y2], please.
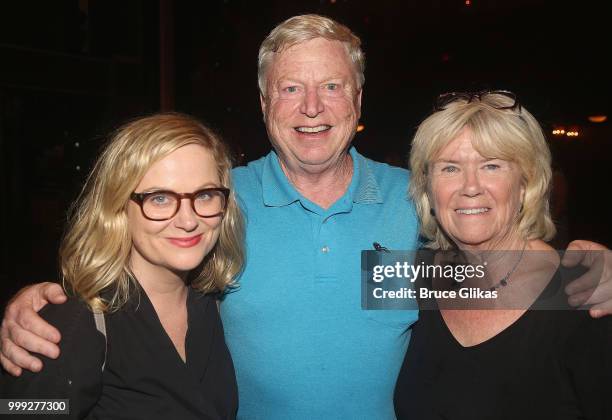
[429, 128, 525, 250]
[260, 37, 362, 175]
[127, 144, 223, 278]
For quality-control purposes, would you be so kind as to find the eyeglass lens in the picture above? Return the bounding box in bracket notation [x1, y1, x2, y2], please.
[142, 190, 226, 220]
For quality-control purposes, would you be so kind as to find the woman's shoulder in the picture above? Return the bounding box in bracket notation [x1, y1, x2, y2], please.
[39, 294, 106, 354]
[562, 310, 612, 345]
[38, 295, 103, 337]
[39, 294, 91, 320]
[1, 294, 106, 403]
[37, 294, 107, 370]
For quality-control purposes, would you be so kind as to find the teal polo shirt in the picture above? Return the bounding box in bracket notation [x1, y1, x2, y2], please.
[222, 147, 420, 419]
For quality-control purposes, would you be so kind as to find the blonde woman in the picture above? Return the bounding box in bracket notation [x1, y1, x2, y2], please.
[1, 113, 244, 419]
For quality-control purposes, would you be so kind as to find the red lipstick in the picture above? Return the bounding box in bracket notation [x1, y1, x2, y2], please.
[168, 234, 203, 248]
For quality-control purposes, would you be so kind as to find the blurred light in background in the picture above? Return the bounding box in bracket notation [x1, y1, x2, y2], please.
[552, 128, 580, 137]
[588, 115, 607, 123]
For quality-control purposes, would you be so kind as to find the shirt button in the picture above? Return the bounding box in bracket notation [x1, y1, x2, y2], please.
[321, 246, 330, 253]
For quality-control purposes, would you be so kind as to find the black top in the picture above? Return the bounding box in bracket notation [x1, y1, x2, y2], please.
[1, 286, 237, 420]
[394, 267, 612, 420]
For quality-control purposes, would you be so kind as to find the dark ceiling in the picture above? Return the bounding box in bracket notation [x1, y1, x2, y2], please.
[173, 0, 610, 161]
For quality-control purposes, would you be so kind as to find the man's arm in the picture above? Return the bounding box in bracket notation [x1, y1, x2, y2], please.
[0, 283, 67, 376]
[563, 240, 612, 318]
[1, 240, 611, 376]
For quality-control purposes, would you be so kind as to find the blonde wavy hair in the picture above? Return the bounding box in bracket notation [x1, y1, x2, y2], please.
[409, 92, 555, 250]
[258, 14, 365, 95]
[60, 113, 244, 312]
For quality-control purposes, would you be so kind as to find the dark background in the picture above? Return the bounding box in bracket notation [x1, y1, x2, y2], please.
[1, 0, 610, 308]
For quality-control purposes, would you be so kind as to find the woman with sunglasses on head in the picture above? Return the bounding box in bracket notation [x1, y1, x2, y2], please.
[394, 91, 612, 419]
[1, 113, 244, 419]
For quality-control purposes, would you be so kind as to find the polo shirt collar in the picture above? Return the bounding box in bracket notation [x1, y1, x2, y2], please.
[261, 151, 301, 207]
[261, 147, 383, 207]
[351, 148, 383, 204]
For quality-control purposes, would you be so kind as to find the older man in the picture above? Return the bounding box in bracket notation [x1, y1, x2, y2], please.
[2, 14, 612, 420]
[222, 16, 419, 418]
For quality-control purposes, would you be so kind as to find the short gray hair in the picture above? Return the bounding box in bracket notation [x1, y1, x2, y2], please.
[258, 14, 365, 95]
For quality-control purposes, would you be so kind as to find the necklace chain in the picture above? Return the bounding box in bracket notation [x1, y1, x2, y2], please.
[487, 241, 527, 292]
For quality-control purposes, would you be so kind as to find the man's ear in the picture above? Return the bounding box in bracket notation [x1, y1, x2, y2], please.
[260, 92, 267, 121]
[356, 88, 363, 119]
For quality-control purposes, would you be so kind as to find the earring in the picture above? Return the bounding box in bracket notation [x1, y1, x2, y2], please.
[430, 208, 436, 217]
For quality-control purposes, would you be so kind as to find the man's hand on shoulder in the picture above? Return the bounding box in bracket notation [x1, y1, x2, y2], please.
[0, 282, 67, 376]
[562, 240, 612, 318]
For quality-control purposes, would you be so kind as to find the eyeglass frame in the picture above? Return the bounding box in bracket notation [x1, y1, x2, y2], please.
[130, 187, 230, 221]
[434, 89, 521, 112]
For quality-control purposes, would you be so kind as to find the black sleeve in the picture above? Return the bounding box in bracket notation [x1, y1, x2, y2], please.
[561, 314, 612, 420]
[0, 297, 106, 419]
